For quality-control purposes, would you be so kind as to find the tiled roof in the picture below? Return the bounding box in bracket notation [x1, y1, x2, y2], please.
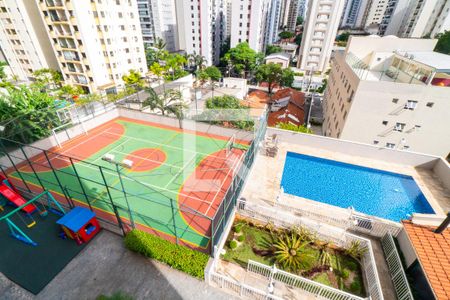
[272, 88, 305, 107]
[268, 102, 305, 127]
[402, 220, 450, 300]
[242, 90, 270, 109]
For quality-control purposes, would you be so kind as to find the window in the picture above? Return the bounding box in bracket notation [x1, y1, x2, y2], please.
[394, 122, 406, 132]
[386, 143, 395, 149]
[392, 98, 399, 104]
[373, 140, 379, 145]
[405, 100, 417, 110]
[382, 120, 388, 125]
[426, 102, 434, 107]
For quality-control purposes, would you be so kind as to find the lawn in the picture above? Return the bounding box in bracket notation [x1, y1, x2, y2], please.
[221, 219, 366, 297]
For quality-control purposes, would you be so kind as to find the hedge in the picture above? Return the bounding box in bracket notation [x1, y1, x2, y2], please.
[124, 230, 209, 279]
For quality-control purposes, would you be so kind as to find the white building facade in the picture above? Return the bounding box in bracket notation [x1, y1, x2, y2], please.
[340, 0, 369, 29]
[0, 0, 59, 82]
[230, 0, 271, 53]
[176, 0, 225, 65]
[137, 0, 178, 52]
[35, 0, 147, 94]
[297, 0, 346, 73]
[381, 0, 450, 38]
[323, 36, 450, 157]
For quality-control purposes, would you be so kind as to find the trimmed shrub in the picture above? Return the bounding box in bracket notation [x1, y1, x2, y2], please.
[234, 224, 243, 233]
[96, 292, 133, 300]
[237, 235, 245, 242]
[350, 280, 362, 294]
[340, 269, 350, 279]
[230, 240, 238, 249]
[124, 230, 209, 279]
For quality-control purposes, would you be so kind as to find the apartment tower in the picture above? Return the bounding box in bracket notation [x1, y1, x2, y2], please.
[297, 0, 346, 73]
[136, 0, 178, 52]
[323, 36, 450, 157]
[0, 0, 58, 82]
[340, 0, 369, 29]
[279, 0, 300, 32]
[37, 0, 147, 93]
[176, 0, 224, 66]
[230, 0, 271, 53]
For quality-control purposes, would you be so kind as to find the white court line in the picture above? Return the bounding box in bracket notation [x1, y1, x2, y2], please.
[111, 150, 183, 170]
[90, 137, 131, 164]
[204, 151, 243, 216]
[163, 154, 197, 189]
[104, 131, 230, 160]
[19, 127, 116, 171]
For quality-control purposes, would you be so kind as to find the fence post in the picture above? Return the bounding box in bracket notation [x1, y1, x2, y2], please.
[0, 147, 30, 193]
[69, 157, 91, 208]
[19, 146, 46, 191]
[42, 150, 70, 204]
[99, 166, 126, 236]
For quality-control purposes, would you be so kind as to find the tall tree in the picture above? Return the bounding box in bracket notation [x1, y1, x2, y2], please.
[223, 42, 263, 78]
[255, 63, 294, 94]
[143, 88, 187, 128]
[435, 31, 450, 55]
[266, 45, 282, 55]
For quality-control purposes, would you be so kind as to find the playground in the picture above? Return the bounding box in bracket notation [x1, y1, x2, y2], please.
[2, 117, 247, 251]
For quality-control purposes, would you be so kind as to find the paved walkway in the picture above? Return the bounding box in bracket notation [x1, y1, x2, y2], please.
[0, 231, 236, 300]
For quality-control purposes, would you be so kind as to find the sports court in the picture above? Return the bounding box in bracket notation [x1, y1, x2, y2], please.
[5, 117, 247, 250]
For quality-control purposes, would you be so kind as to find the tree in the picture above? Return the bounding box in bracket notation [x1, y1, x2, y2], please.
[204, 95, 254, 130]
[279, 31, 295, 40]
[266, 45, 282, 55]
[316, 78, 328, 94]
[188, 53, 207, 72]
[165, 54, 188, 81]
[197, 66, 222, 97]
[57, 85, 85, 99]
[294, 33, 303, 46]
[0, 61, 8, 81]
[435, 31, 450, 55]
[223, 42, 264, 78]
[143, 88, 187, 128]
[32, 68, 63, 91]
[296, 16, 303, 26]
[145, 45, 168, 67]
[149, 62, 166, 88]
[0, 85, 61, 143]
[154, 37, 166, 51]
[122, 69, 144, 88]
[336, 32, 350, 42]
[255, 63, 294, 94]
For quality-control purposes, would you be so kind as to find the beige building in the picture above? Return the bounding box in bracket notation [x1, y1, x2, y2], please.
[297, 0, 346, 73]
[264, 53, 291, 69]
[36, 0, 147, 94]
[323, 36, 450, 157]
[0, 0, 59, 82]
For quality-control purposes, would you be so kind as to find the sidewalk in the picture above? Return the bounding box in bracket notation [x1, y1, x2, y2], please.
[0, 231, 236, 300]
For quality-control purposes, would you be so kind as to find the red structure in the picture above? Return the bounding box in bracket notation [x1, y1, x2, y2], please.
[57, 207, 101, 245]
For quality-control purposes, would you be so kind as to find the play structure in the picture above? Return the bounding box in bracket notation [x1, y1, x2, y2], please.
[0, 177, 66, 246]
[57, 207, 100, 245]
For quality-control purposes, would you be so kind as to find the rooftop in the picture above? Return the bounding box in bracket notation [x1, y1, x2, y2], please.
[402, 221, 450, 299]
[397, 51, 450, 72]
[264, 52, 291, 61]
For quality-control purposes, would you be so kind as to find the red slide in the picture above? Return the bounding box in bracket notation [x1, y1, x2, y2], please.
[0, 183, 36, 214]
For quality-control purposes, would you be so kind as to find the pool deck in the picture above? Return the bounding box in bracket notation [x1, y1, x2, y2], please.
[242, 141, 450, 218]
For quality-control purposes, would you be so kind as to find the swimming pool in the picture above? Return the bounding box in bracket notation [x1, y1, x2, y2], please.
[280, 152, 434, 222]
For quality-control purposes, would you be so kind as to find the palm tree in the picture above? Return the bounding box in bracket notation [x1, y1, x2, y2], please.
[144, 88, 187, 128]
[154, 37, 166, 51]
[188, 53, 207, 73]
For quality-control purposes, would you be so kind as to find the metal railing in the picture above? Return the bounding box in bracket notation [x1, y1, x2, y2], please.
[381, 233, 414, 300]
[247, 260, 365, 300]
[209, 271, 283, 300]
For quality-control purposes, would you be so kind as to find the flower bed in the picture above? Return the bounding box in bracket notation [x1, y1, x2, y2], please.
[221, 218, 366, 296]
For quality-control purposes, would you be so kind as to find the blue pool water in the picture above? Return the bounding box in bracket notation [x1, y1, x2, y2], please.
[281, 152, 434, 222]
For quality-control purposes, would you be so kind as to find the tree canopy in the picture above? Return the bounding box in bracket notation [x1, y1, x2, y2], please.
[279, 31, 295, 40]
[294, 33, 303, 46]
[266, 45, 283, 55]
[435, 31, 450, 55]
[336, 32, 351, 42]
[255, 63, 295, 94]
[223, 42, 264, 78]
[122, 69, 144, 88]
[197, 66, 222, 84]
[296, 16, 303, 26]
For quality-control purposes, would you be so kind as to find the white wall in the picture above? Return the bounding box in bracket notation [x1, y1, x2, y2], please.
[396, 228, 418, 268]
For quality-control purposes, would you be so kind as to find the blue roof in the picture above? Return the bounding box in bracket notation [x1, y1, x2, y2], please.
[57, 207, 95, 232]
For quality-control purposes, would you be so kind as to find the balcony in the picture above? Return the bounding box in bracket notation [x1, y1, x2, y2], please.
[45, 0, 63, 8]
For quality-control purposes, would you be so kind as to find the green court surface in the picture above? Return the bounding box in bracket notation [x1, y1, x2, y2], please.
[8, 117, 243, 250]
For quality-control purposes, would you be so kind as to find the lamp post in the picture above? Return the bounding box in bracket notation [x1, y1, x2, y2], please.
[102, 154, 135, 228]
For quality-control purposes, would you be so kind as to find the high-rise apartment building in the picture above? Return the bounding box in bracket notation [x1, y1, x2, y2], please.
[137, 0, 178, 52]
[0, 0, 58, 82]
[279, 0, 300, 32]
[340, 0, 369, 29]
[381, 0, 450, 38]
[298, 0, 308, 20]
[267, 0, 282, 45]
[35, 0, 147, 94]
[297, 0, 346, 73]
[230, 0, 271, 53]
[176, 0, 225, 66]
[323, 36, 450, 157]
[359, 0, 389, 33]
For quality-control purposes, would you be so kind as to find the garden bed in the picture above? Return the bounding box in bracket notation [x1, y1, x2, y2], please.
[221, 218, 366, 297]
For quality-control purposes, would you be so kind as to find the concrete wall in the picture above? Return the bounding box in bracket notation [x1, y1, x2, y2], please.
[396, 228, 418, 268]
[433, 159, 450, 192]
[268, 127, 440, 167]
